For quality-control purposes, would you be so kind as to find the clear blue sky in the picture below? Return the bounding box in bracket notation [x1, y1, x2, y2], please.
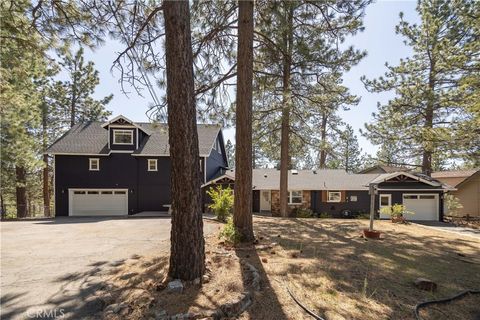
[79, 0, 419, 157]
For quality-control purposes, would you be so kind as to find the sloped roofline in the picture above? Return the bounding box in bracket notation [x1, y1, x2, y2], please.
[455, 169, 480, 189]
[369, 171, 441, 187]
[101, 115, 152, 135]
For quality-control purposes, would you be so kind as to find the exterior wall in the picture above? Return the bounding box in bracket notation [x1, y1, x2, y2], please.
[205, 133, 228, 181]
[270, 190, 311, 216]
[313, 190, 370, 217]
[450, 173, 480, 217]
[54, 154, 171, 216]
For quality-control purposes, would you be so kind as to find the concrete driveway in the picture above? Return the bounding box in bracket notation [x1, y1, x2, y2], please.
[413, 221, 480, 239]
[1, 217, 218, 320]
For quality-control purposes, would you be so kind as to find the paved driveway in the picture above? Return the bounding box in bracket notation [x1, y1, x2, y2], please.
[1, 217, 217, 320]
[413, 221, 480, 239]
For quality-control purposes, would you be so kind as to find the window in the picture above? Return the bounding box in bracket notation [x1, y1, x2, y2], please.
[289, 191, 303, 204]
[101, 191, 113, 194]
[87, 191, 99, 194]
[113, 130, 133, 144]
[114, 191, 126, 195]
[73, 191, 86, 195]
[327, 191, 341, 202]
[350, 195, 358, 202]
[148, 159, 158, 171]
[403, 195, 418, 200]
[419, 195, 435, 199]
[380, 194, 391, 207]
[89, 158, 99, 171]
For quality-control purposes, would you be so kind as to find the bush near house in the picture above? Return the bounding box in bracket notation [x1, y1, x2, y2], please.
[207, 185, 233, 222]
[293, 207, 314, 218]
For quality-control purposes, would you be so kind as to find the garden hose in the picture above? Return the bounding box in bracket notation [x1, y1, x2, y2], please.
[286, 285, 326, 320]
[414, 289, 480, 320]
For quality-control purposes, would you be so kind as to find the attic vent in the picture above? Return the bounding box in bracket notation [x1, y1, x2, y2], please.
[292, 170, 298, 175]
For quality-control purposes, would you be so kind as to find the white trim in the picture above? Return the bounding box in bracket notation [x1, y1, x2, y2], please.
[201, 172, 235, 188]
[148, 159, 158, 171]
[136, 128, 139, 149]
[113, 129, 134, 145]
[288, 190, 303, 205]
[89, 158, 100, 171]
[108, 129, 110, 149]
[108, 125, 137, 129]
[131, 153, 212, 157]
[110, 150, 134, 154]
[376, 188, 447, 191]
[101, 115, 152, 135]
[327, 191, 341, 203]
[48, 153, 110, 156]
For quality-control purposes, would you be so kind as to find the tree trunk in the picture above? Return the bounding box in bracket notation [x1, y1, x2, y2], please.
[42, 102, 51, 217]
[1, 193, 6, 219]
[279, 3, 293, 218]
[319, 112, 328, 168]
[16, 166, 27, 218]
[164, 0, 205, 281]
[422, 55, 436, 176]
[233, 0, 255, 242]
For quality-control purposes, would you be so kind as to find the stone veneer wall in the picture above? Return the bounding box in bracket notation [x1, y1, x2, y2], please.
[271, 190, 311, 216]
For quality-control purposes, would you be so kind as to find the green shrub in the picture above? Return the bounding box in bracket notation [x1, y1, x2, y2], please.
[318, 212, 331, 219]
[219, 217, 242, 244]
[207, 185, 233, 222]
[380, 204, 414, 218]
[357, 213, 370, 220]
[294, 207, 314, 218]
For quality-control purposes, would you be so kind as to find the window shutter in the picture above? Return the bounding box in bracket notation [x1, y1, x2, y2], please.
[321, 191, 327, 202]
[341, 191, 346, 202]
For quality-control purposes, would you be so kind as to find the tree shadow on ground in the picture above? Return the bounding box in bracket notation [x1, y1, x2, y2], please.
[234, 244, 291, 319]
[250, 217, 480, 320]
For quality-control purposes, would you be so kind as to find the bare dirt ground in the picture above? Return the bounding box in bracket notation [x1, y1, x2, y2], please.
[99, 217, 480, 320]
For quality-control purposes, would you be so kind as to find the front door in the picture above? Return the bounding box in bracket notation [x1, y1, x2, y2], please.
[260, 190, 271, 212]
[379, 194, 392, 219]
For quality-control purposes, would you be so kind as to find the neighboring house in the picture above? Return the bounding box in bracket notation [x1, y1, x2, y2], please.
[359, 165, 413, 174]
[47, 115, 228, 216]
[432, 170, 480, 217]
[203, 169, 451, 221]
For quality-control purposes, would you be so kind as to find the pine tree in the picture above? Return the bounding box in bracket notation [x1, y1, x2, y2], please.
[335, 125, 364, 172]
[362, 0, 480, 175]
[56, 47, 112, 127]
[233, 0, 255, 242]
[164, 0, 205, 280]
[253, 0, 369, 215]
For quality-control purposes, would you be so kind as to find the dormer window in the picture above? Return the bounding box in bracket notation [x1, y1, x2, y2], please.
[113, 130, 133, 145]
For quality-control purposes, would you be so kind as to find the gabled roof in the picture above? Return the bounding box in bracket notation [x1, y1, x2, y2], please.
[369, 171, 452, 189]
[46, 121, 222, 157]
[454, 169, 480, 188]
[431, 169, 478, 187]
[101, 115, 152, 135]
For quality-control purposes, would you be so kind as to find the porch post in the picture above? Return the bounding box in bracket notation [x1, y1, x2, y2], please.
[369, 184, 377, 231]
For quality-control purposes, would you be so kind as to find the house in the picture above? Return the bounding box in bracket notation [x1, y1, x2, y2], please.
[46, 115, 228, 216]
[432, 169, 480, 217]
[203, 169, 452, 221]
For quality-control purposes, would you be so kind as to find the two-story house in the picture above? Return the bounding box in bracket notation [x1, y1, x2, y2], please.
[47, 115, 228, 216]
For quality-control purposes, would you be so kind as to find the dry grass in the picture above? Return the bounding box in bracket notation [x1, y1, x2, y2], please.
[99, 217, 480, 320]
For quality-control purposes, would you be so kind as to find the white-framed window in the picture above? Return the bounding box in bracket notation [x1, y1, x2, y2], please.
[350, 195, 358, 202]
[89, 158, 99, 171]
[148, 159, 158, 171]
[113, 129, 133, 145]
[328, 191, 341, 202]
[288, 190, 303, 204]
[379, 194, 392, 207]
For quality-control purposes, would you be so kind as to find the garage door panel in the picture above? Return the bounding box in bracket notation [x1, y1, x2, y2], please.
[403, 194, 437, 221]
[69, 189, 128, 216]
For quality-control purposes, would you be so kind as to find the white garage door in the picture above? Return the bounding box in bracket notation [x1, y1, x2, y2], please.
[403, 194, 438, 221]
[69, 189, 128, 216]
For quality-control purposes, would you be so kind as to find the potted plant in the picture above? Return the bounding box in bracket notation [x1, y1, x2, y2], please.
[379, 204, 414, 223]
